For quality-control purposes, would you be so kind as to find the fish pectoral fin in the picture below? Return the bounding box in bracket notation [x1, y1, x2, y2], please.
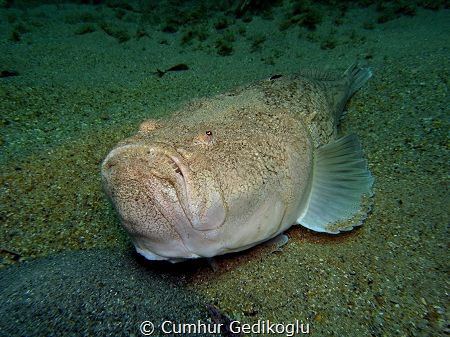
[297, 134, 374, 234]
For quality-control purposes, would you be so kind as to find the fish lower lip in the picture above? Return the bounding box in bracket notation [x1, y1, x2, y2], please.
[149, 161, 193, 231]
[143, 144, 197, 227]
[168, 154, 188, 179]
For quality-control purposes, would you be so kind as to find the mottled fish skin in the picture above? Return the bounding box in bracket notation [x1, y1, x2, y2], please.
[101, 64, 372, 262]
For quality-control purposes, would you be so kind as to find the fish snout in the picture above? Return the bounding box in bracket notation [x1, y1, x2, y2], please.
[101, 143, 228, 260]
[101, 144, 197, 260]
[101, 144, 189, 210]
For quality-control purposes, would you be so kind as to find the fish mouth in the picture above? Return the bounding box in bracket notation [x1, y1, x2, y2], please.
[143, 146, 227, 257]
[149, 148, 189, 190]
[141, 144, 226, 233]
[103, 143, 189, 179]
[103, 141, 226, 236]
[102, 142, 227, 258]
[101, 143, 193, 226]
[147, 147, 193, 224]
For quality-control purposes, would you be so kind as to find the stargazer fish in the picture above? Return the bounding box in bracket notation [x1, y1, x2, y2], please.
[101, 63, 374, 263]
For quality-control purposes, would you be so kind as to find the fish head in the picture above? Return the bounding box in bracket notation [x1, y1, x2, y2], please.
[101, 118, 238, 261]
[101, 103, 311, 262]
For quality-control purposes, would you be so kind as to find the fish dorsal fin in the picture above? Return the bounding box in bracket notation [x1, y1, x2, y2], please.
[296, 67, 341, 81]
[298, 63, 372, 123]
[297, 134, 374, 234]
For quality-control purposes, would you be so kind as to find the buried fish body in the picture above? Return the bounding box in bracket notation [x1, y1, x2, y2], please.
[101, 64, 374, 263]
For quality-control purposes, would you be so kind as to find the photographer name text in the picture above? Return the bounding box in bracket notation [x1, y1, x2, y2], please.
[140, 319, 310, 336]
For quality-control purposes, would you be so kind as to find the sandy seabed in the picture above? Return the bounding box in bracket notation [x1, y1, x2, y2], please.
[0, 1, 448, 336]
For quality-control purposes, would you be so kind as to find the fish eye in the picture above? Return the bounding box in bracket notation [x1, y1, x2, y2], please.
[193, 130, 214, 145]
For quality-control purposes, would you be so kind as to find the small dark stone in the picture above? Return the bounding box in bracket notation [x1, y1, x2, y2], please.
[269, 74, 282, 80]
[0, 70, 19, 78]
[166, 64, 189, 72]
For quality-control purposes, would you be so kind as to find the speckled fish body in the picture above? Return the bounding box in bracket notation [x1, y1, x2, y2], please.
[101, 64, 374, 262]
